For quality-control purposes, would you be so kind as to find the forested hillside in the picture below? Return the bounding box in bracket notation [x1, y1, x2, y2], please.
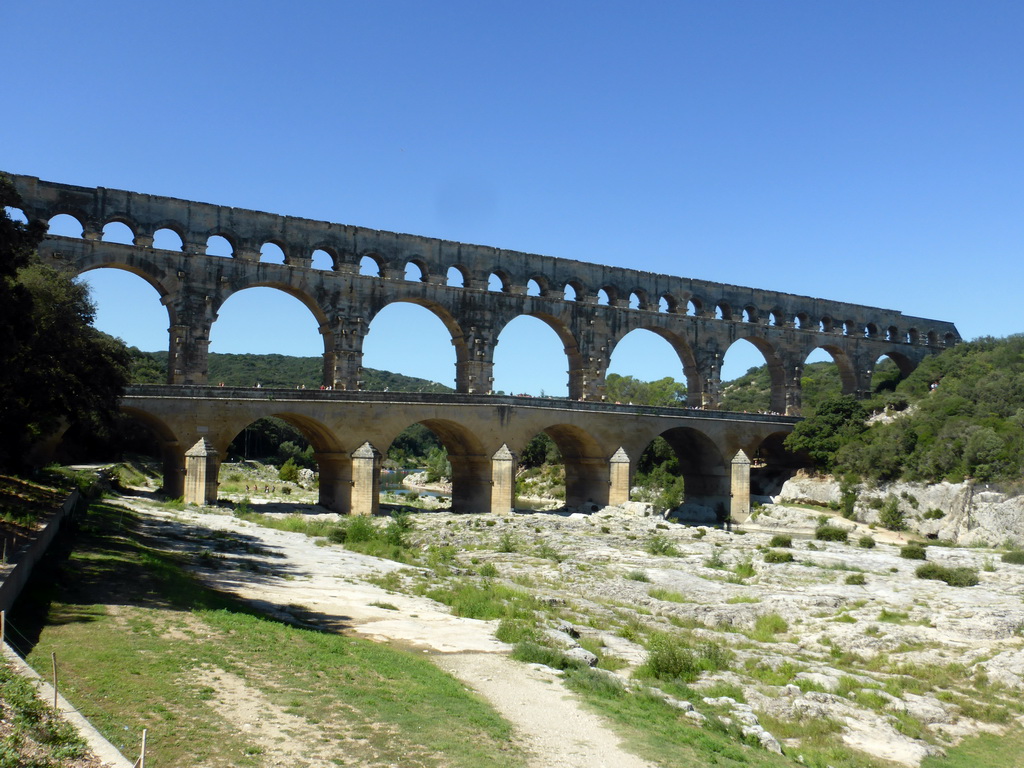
[129, 350, 453, 393]
[718, 359, 901, 415]
[789, 335, 1024, 487]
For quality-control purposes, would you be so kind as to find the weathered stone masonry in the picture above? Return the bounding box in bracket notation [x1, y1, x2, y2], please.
[9, 173, 959, 414]
[5, 173, 960, 517]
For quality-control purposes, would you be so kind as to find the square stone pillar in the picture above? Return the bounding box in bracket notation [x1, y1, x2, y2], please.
[490, 444, 516, 515]
[608, 448, 631, 506]
[350, 442, 381, 516]
[184, 438, 219, 506]
[730, 450, 752, 524]
[314, 452, 352, 514]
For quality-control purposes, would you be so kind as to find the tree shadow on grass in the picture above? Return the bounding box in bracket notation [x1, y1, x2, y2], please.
[7, 501, 358, 657]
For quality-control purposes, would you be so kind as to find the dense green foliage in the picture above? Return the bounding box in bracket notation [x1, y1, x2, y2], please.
[130, 349, 454, 392]
[604, 373, 686, 406]
[774, 336, 1024, 485]
[784, 396, 868, 471]
[0, 180, 131, 469]
[915, 563, 980, 587]
[834, 336, 1024, 485]
[720, 358, 901, 415]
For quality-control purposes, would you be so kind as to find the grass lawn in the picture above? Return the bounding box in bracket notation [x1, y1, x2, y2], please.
[11, 502, 524, 768]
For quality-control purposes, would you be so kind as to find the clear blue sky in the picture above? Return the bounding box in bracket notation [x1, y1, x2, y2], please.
[3, 1, 1022, 394]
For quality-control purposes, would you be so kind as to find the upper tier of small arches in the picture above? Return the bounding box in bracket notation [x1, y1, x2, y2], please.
[8, 173, 960, 349]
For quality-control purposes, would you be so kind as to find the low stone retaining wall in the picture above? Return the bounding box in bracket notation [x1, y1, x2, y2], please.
[0, 489, 81, 614]
[0, 488, 134, 768]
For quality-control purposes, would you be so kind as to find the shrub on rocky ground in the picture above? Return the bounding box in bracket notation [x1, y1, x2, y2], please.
[900, 544, 928, 560]
[764, 550, 794, 564]
[858, 535, 876, 549]
[915, 563, 980, 587]
[1001, 550, 1024, 565]
[845, 573, 867, 585]
[646, 534, 678, 556]
[769, 534, 792, 548]
[640, 632, 732, 683]
[815, 525, 848, 543]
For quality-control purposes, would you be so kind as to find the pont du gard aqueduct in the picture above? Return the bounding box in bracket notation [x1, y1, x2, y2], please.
[7, 173, 960, 521]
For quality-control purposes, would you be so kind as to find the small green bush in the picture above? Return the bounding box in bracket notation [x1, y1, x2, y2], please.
[750, 613, 789, 642]
[704, 549, 726, 569]
[845, 573, 867, 585]
[646, 534, 678, 556]
[478, 562, 498, 578]
[734, 559, 756, 579]
[495, 618, 536, 643]
[923, 508, 946, 520]
[764, 550, 794, 564]
[641, 632, 732, 682]
[815, 525, 848, 543]
[625, 569, 650, 582]
[278, 458, 299, 482]
[1001, 551, 1024, 565]
[858, 535, 876, 549]
[900, 544, 928, 560]
[915, 563, 979, 587]
[769, 534, 793, 548]
[345, 514, 378, 543]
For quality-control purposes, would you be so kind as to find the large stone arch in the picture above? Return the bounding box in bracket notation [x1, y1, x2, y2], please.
[76, 259, 177, 308]
[384, 417, 489, 513]
[643, 426, 729, 511]
[607, 326, 700, 400]
[494, 310, 584, 398]
[365, 297, 467, 389]
[871, 347, 918, 378]
[803, 342, 859, 396]
[227, 410, 349, 512]
[736, 430, 802, 499]
[725, 335, 788, 413]
[520, 422, 608, 510]
[119, 405, 186, 498]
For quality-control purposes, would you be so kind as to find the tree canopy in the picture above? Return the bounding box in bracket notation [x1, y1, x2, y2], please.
[0, 178, 130, 469]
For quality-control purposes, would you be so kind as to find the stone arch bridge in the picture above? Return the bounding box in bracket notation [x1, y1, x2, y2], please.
[9, 173, 960, 413]
[127, 386, 798, 522]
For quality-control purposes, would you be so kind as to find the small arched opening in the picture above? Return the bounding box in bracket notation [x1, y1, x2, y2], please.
[153, 228, 184, 252]
[46, 213, 84, 238]
[260, 242, 286, 264]
[206, 235, 234, 258]
[405, 261, 427, 282]
[311, 249, 335, 270]
[102, 221, 135, 244]
[446, 265, 467, 287]
[360, 254, 384, 277]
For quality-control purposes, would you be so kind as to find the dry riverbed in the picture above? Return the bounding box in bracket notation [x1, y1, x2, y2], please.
[112, 493, 1024, 767]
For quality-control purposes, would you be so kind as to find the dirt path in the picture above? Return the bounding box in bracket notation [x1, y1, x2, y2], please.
[130, 502, 655, 768]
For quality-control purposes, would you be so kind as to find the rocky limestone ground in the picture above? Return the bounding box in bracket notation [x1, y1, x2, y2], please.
[115, 474, 1024, 768]
[774, 474, 1024, 548]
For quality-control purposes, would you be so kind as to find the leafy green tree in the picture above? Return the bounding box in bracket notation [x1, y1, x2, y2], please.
[783, 395, 867, 472]
[878, 495, 905, 531]
[520, 433, 561, 468]
[605, 374, 686, 407]
[278, 457, 300, 482]
[387, 424, 442, 466]
[425, 446, 451, 483]
[0, 183, 131, 469]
